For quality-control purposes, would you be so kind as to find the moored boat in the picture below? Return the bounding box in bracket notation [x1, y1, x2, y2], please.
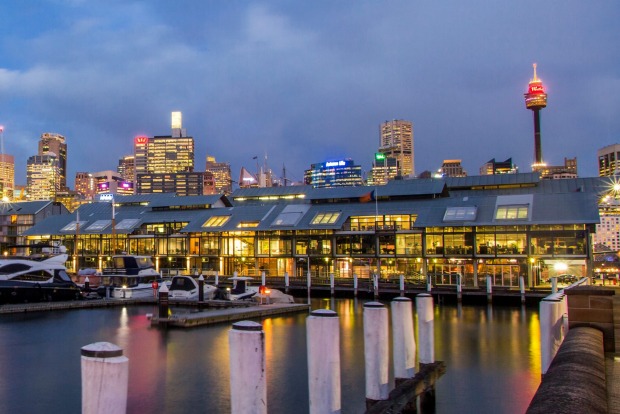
[169, 275, 218, 300]
[0, 244, 82, 304]
[219, 276, 295, 303]
[97, 255, 162, 299]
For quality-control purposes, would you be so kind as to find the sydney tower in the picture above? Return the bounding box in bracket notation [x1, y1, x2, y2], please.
[524, 63, 547, 168]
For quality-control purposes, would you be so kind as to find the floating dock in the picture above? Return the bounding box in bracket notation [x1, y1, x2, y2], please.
[151, 303, 311, 328]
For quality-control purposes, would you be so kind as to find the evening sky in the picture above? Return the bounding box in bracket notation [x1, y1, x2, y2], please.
[0, 1, 618, 186]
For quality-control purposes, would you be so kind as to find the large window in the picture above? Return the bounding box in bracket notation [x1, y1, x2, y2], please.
[495, 205, 529, 220]
[444, 207, 477, 222]
[311, 212, 341, 225]
[202, 216, 230, 228]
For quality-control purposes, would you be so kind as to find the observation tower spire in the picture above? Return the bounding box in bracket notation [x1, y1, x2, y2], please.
[524, 63, 547, 169]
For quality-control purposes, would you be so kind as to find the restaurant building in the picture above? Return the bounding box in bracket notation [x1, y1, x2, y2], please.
[22, 173, 605, 287]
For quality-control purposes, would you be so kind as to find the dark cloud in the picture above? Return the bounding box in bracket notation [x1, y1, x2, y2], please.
[0, 1, 618, 185]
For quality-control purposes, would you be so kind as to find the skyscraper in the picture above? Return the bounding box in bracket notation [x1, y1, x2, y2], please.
[26, 155, 61, 200]
[118, 155, 136, 183]
[38, 133, 67, 190]
[0, 125, 14, 200]
[75, 172, 95, 200]
[205, 155, 232, 194]
[524, 64, 547, 169]
[379, 120, 414, 177]
[597, 144, 620, 177]
[134, 112, 201, 195]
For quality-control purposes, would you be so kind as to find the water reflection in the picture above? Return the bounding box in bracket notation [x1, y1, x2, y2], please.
[0, 299, 541, 414]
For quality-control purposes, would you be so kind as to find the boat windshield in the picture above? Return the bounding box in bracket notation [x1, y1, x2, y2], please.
[55, 270, 73, 283]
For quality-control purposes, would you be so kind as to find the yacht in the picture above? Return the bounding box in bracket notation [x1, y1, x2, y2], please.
[0, 245, 82, 304]
[97, 255, 162, 299]
[169, 275, 218, 300]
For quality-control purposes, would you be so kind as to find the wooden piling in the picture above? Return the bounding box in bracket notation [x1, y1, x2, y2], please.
[391, 297, 416, 380]
[229, 321, 266, 414]
[307, 309, 341, 414]
[81, 342, 128, 414]
[364, 302, 389, 407]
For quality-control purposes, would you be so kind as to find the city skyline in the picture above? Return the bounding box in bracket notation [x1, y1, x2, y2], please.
[0, 2, 618, 185]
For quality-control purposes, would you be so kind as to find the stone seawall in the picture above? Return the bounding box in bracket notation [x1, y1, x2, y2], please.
[527, 326, 607, 414]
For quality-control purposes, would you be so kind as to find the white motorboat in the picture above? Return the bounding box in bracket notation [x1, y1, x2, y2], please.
[0, 245, 82, 304]
[97, 255, 162, 299]
[220, 276, 295, 303]
[169, 275, 218, 300]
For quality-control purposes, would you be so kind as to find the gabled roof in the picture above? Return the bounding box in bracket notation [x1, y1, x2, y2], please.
[22, 176, 604, 236]
[0, 200, 54, 215]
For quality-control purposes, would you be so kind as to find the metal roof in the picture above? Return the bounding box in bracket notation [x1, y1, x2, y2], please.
[22, 176, 604, 236]
[0, 200, 53, 215]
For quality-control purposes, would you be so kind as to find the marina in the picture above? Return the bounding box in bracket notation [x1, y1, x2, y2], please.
[0, 298, 542, 413]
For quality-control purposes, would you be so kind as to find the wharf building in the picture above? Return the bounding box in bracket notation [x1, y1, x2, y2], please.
[304, 159, 363, 188]
[380, 120, 414, 177]
[0, 200, 67, 253]
[23, 173, 604, 287]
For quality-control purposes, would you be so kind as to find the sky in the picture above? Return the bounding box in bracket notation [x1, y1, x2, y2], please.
[0, 1, 619, 187]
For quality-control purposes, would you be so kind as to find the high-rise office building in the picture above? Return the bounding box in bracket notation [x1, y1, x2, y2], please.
[480, 158, 518, 175]
[597, 144, 620, 177]
[134, 112, 198, 195]
[0, 126, 14, 201]
[439, 160, 467, 177]
[75, 172, 95, 200]
[38, 133, 67, 190]
[26, 155, 61, 200]
[0, 154, 14, 201]
[367, 153, 398, 186]
[118, 155, 135, 183]
[379, 120, 414, 177]
[537, 158, 578, 180]
[304, 159, 363, 188]
[205, 155, 232, 194]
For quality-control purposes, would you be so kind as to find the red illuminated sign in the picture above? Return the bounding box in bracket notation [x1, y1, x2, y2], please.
[135, 136, 148, 145]
[528, 83, 545, 95]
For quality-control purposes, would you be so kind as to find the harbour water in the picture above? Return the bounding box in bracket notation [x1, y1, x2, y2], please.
[0, 298, 541, 413]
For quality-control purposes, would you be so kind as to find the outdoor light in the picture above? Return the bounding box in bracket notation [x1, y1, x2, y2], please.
[554, 262, 568, 272]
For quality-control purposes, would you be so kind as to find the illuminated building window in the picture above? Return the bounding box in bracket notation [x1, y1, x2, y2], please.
[443, 207, 477, 222]
[495, 205, 529, 220]
[311, 212, 341, 225]
[237, 221, 260, 228]
[202, 215, 231, 228]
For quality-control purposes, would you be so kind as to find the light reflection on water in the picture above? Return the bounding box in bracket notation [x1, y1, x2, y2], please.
[0, 299, 540, 413]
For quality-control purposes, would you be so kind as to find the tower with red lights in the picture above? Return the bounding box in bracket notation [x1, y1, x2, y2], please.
[524, 63, 547, 168]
